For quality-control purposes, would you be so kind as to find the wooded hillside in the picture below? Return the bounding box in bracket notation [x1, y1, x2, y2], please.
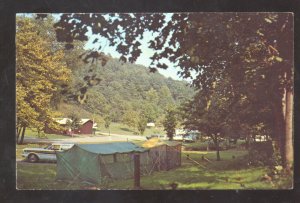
[60, 57, 195, 123]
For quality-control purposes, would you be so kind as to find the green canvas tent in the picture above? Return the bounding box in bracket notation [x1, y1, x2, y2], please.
[140, 139, 182, 173]
[56, 142, 148, 184]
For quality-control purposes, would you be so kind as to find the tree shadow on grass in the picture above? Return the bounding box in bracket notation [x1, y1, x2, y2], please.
[139, 165, 273, 190]
[120, 127, 135, 133]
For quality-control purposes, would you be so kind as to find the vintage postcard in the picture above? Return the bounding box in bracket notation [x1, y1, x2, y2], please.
[16, 12, 293, 190]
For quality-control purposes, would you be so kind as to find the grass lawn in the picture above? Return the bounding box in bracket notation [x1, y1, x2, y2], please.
[16, 146, 292, 190]
[97, 122, 165, 136]
[25, 128, 72, 139]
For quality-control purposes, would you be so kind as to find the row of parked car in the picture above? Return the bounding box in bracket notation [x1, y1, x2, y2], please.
[146, 133, 199, 143]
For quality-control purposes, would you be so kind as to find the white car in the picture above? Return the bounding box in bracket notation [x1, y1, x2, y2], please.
[183, 134, 197, 143]
[173, 134, 184, 141]
[146, 134, 167, 140]
[22, 143, 74, 163]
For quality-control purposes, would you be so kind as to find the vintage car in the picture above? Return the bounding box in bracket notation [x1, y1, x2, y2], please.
[22, 143, 74, 163]
[183, 134, 197, 143]
[173, 134, 184, 141]
[146, 134, 167, 140]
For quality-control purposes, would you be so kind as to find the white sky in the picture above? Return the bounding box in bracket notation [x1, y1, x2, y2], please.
[18, 13, 192, 82]
[85, 35, 184, 81]
[83, 14, 188, 82]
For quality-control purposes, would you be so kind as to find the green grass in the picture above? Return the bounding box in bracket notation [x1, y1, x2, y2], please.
[16, 147, 292, 190]
[107, 165, 270, 190]
[97, 122, 165, 136]
[17, 163, 81, 190]
[25, 128, 73, 139]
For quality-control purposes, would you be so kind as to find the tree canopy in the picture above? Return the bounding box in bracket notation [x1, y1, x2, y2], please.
[50, 12, 293, 170]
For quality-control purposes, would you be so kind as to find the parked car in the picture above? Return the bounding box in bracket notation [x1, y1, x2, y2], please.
[146, 134, 166, 140]
[173, 134, 184, 141]
[22, 143, 74, 163]
[255, 135, 268, 142]
[183, 134, 197, 143]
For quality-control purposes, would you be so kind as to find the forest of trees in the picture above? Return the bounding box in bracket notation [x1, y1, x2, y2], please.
[68, 58, 195, 122]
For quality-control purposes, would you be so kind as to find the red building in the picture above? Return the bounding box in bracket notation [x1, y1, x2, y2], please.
[44, 118, 95, 135]
[74, 119, 94, 134]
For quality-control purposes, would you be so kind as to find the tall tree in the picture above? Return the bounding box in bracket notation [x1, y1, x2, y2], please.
[104, 115, 111, 136]
[182, 78, 237, 161]
[162, 106, 177, 141]
[16, 16, 70, 144]
[137, 114, 147, 135]
[122, 110, 139, 130]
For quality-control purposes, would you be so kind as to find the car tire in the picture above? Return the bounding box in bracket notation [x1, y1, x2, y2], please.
[28, 154, 39, 163]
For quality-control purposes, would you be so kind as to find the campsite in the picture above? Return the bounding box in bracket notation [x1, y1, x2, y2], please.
[16, 136, 292, 190]
[16, 13, 293, 190]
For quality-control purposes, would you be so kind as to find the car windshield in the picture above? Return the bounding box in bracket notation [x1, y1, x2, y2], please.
[44, 145, 53, 150]
[44, 144, 61, 150]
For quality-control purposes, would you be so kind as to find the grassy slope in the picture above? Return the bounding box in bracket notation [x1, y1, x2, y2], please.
[97, 122, 165, 136]
[16, 145, 292, 190]
[25, 128, 72, 139]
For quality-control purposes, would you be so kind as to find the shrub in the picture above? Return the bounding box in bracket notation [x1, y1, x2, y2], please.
[246, 141, 280, 167]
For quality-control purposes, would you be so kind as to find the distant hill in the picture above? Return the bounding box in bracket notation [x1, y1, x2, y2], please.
[59, 58, 195, 122]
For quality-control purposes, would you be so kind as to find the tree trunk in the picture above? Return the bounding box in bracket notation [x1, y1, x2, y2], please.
[273, 100, 286, 167]
[16, 127, 21, 141]
[216, 146, 221, 161]
[19, 127, 26, 144]
[284, 89, 293, 172]
[17, 127, 21, 144]
[212, 137, 221, 161]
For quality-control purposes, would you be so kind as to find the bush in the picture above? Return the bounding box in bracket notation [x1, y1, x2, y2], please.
[246, 141, 280, 167]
